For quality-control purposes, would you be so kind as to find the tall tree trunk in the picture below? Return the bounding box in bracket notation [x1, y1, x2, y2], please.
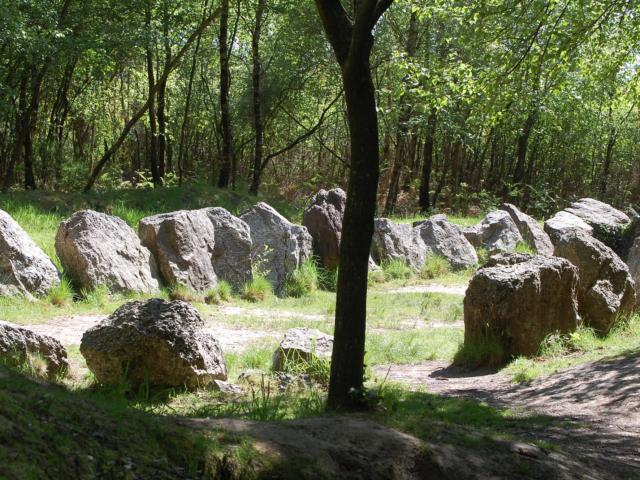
[600, 125, 617, 197]
[217, 0, 233, 188]
[512, 110, 537, 187]
[157, 0, 171, 177]
[3, 76, 28, 192]
[314, 0, 393, 411]
[383, 11, 418, 215]
[418, 110, 436, 212]
[146, 2, 160, 186]
[249, 0, 266, 196]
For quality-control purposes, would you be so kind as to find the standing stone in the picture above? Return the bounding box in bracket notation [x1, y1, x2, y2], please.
[626, 236, 640, 288]
[415, 214, 478, 270]
[302, 188, 346, 270]
[553, 229, 636, 333]
[139, 210, 217, 292]
[272, 328, 333, 371]
[564, 198, 630, 233]
[501, 203, 553, 255]
[544, 211, 594, 243]
[0, 209, 59, 297]
[371, 218, 426, 271]
[463, 210, 523, 253]
[202, 207, 252, 290]
[464, 253, 579, 361]
[240, 203, 312, 294]
[0, 321, 68, 378]
[80, 299, 227, 389]
[56, 210, 159, 293]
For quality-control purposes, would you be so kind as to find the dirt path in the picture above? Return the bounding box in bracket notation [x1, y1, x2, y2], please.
[386, 284, 467, 296]
[24, 313, 277, 352]
[375, 354, 640, 477]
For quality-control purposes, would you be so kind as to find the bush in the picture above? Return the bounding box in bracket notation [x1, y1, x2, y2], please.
[168, 284, 201, 303]
[420, 254, 451, 279]
[241, 276, 273, 302]
[283, 260, 319, 298]
[47, 278, 74, 307]
[381, 258, 412, 280]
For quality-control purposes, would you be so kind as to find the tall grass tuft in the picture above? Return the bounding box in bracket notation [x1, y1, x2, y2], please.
[241, 276, 273, 302]
[283, 260, 319, 298]
[381, 258, 413, 280]
[420, 253, 451, 279]
[47, 277, 75, 307]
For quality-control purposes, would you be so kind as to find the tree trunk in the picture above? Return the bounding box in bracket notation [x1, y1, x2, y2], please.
[600, 126, 617, 197]
[418, 110, 436, 212]
[512, 110, 537, 186]
[249, 0, 266, 196]
[314, 0, 393, 411]
[383, 11, 418, 215]
[146, 2, 160, 186]
[157, 3, 171, 178]
[217, 0, 233, 188]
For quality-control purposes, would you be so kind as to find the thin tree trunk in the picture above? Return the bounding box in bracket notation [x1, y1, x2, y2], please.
[512, 110, 537, 186]
[217, 0, 233, 188]
[146, 2, 160, 186]
[249, 0, 266, 196]
[418, 110, 436, 212]
[157, 0, 171, 177]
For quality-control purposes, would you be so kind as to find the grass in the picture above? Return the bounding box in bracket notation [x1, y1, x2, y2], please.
[46, 277, 75, 307]
[366, 328, 463, 365]
[381, 258, 413, 280]
[283, 260, 319, 298]
[505, 316, 640, 383]
[420, 253, 451, 279]
[241, 276, 273, 303]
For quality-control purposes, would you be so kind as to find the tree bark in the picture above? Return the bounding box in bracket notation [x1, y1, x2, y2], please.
[512, 110, 537, 187]
[146, 2, 160, 186]
[217, 0, 233, 188]
[314, 0, 393, 411]
[249, 0, 266, 196]
[418, 110, 436, 212]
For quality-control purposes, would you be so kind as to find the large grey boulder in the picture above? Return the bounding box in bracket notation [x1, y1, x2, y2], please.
[464, 253, 579, 361]
[139, 210, 217, 292]
[415, 214, 477, 270]
[501, 203, 553, 255]
[55, 210, 160, 293]
[544, 211, 594, 243]
[464, 210, 523, 253]
[240, 203, 312, 294]
[371, 218, 426, 271]
[553, 230, 636, 333]
[0, 321, 68, 378]
[302, 188, 346, 270]
[202, 207, 252, 290]
[272, 328, 333, 372]
[565, 198, 630, 233]
[80, 299, 227, 389]
[0, 209, 59, 297]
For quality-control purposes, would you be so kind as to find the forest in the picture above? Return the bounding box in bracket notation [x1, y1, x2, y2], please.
[2, 0, 640, 215]
[2, 1, 640, 479]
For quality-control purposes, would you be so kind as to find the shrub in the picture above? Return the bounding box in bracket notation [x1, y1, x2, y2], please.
[420, 254, 451, 279]
[241, 276, 273, 302]
[47, 278, 74, 307]
[168, 284, 201, 303]
[476, 247, 490, 266]
[283, 260, 319, 298]
[204, 290, 221, 305]
[381, 258, 412, 280]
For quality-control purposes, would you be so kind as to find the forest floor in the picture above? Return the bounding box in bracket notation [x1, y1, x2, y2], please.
[2, 186, 640, 478]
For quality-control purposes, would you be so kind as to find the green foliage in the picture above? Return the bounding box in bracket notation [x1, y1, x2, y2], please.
[381, 258, 413, 280]
[204, 280, 234, 305]
[318, 267, 339, 292]
[276, 349, 331, 387]
[514, 242, 536, 255]
[476, 247, 490, 266]
[283, 260, 319, 298]
[420, 254, 451, 279]
[368, 268, 386, 285]
[241, 276, 273, 303]
[80, 285, 111, 308]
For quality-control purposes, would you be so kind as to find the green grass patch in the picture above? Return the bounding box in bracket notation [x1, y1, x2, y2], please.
[420, 254, 451, 280]
[366, 328, 463, 365]
[381, 258, 413, 280]
[283, 260, 319, 298]
[241, 276, 273, 303]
